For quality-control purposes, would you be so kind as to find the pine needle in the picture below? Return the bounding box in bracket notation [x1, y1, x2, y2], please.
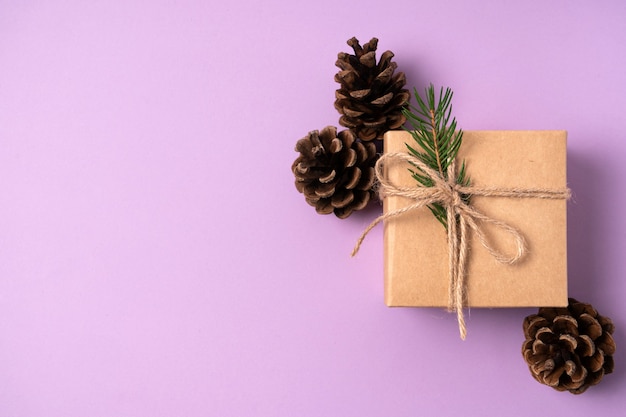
[401, 84, 470, 228]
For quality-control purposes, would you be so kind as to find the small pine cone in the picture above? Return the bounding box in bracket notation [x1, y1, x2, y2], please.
[334, 37, 410, 141]
[522, 298, 616, 394]
[292, 126, 377, 219]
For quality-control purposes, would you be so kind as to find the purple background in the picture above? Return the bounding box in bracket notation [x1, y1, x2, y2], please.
[1, 1, 625, 415]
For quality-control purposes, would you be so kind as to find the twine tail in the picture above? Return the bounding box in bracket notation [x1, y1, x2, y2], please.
[446, 163, 467, 340]
[352, 203, 431, 257]
[456, 214, 469, 340]
[350, 211, 390, 257]
[351, 215, 384, 257]
[446, 204, 458, 315]
[446, 202, 467, 340]
[457, 307, 467, 340]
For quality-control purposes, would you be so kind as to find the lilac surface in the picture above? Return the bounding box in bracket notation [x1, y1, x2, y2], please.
[1, 1, 625, 415]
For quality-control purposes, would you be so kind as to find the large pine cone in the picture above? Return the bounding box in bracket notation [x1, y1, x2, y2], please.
[334, 37, 410, 141]
[522, 298, 616, 394]
[292, 126, 377, 219]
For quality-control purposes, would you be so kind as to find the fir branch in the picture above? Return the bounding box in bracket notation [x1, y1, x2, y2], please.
[402, 84, 470, 227]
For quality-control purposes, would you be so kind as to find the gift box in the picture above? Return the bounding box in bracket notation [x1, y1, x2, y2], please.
[383, 130, 568, 308]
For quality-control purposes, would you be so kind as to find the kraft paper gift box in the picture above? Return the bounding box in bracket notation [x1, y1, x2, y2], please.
[383, 130, 568, 308]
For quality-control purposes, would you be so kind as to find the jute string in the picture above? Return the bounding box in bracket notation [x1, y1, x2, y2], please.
[351, 152, 571, 339]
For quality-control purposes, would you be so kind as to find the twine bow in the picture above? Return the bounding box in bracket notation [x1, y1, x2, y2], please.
[352, 152, 571, 339]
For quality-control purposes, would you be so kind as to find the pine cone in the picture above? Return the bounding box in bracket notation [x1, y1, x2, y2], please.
[522, 298, 616, 394]
[334, 37, 410, 141]
[292, 126, 377, 219]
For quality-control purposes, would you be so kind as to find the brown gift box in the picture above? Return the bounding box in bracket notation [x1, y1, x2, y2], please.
[383, 130, 568, 308]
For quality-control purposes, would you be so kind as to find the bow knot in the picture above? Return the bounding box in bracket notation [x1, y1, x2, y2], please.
[445, 182, 463, 208]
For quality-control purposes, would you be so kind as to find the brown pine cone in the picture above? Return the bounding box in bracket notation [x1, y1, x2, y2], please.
[334, 37, 410, 141]
[522, 298, 616, 394]
[292, 126, 377, 219]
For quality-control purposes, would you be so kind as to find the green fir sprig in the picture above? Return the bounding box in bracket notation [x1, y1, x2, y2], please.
[402, 84, 470, 228]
